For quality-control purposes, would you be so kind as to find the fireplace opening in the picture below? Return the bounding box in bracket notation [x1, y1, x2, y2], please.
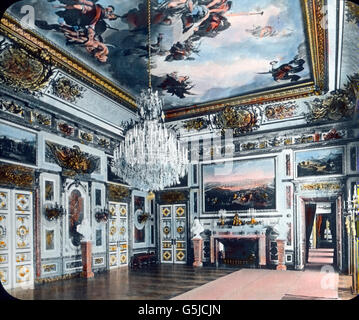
[219, 239, 259, 268]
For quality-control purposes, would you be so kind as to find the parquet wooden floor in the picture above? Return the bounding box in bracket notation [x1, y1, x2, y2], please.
[7, 264, 237, 300]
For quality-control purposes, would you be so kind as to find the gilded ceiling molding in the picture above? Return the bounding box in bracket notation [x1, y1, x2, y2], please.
[165, 84, 315, 120]
[0, 14, 136, 110]
[164, 0, 328, 121]
[0, 41, 53, 94]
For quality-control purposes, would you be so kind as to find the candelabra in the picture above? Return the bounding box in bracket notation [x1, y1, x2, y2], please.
[44, 203, 66, 221]
[345, 185, 359, 294]
[95, 208, 109, 223]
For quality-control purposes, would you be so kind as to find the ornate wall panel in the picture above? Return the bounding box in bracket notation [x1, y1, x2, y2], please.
[40, 173, 61, 263]
[91, 182, 106, 257]
[108, 202, 128, 269]
[63, 179, 89, 257]
[160, 204, 187, 264]
[0, 189, 33, 290]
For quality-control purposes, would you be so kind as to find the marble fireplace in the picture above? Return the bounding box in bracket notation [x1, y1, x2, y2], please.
[210, 226, 267, 268]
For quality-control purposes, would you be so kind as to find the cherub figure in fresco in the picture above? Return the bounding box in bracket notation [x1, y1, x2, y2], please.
[158, 72, 195, 99]
[36, 0, 119, 63]
[258, 56, 306, 82]
[165, 38, 201, 61]
[52, 0, 119, 30]
[184, 0, 263, 39]
[37, 19, 110, 63]
[59, 25, 109, 62]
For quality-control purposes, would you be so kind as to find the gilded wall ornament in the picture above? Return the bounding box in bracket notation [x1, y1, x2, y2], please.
[346, 1, 359, 25]
[51, 76, 85, 103]
[0, 42, 53, 94]
[45, 142, 100, 175]
[79, 131, 93, 143]
[301, 183, 342, 191]
[108, 184, 129, 202]
[31, 111, 52, 126]
[306, 73, 358, 122]
[323, 129, 343, 141]
[96, 137, 110, 149]
[264, 102, 298, 121]
[0, 98, 24, 118]
[241, 142, 258, 151]
[0, 163, 34, 189]
[210, 106, 261, 136]
[159, 191, 188, 204]
[57, 122, 74, 136]
[183, 118, 210, 132]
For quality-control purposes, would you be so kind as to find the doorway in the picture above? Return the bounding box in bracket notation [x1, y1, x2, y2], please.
[304, 201, 336, 267]
[159, 204, 187, 264]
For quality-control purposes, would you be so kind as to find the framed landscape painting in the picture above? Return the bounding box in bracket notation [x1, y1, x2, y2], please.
[0, 122, 37, 166]
[202, 157, 276, 213]
[295, 147, 344, 178]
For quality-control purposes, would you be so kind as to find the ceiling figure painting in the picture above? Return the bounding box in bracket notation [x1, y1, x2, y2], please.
[7, 0, 313, 110]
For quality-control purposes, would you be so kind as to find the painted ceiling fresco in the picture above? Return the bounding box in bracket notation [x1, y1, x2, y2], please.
[341, 1, 359, 88]
[6, 0, 313, 110]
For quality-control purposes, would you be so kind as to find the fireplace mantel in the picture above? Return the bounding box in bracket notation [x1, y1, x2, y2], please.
[210, 230, 267, 267]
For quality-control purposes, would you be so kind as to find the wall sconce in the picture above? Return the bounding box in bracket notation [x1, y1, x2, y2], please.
[44, 203, 66, 221]
[138, 211, 152, 224]
[95, 208, 109, 223]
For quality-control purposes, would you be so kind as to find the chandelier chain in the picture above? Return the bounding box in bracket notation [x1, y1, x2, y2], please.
[111, 0, 189, 192]
[147, 0, 152, 89]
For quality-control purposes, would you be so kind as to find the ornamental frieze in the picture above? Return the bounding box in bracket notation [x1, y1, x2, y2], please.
[264, 102, 298, 121]
[300, 183, 342, 191]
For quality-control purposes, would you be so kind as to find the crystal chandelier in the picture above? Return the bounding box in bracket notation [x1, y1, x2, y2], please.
[111, 0, 188, 192]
